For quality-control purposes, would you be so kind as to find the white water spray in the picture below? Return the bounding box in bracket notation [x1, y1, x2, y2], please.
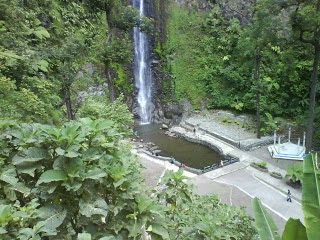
[133, 0, 152, 124]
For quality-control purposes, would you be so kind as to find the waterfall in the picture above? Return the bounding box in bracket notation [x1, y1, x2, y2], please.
[133, 0, 152, 124]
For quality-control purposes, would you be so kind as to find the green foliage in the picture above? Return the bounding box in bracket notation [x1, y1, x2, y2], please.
[282, 218, 307, 240]
[231, 102, 244, 111]
[261, 113, 283, 134]
[286, 162, 303, 184]
[164, 4, 207, 107]
[0, 0, 140, 123]
[77, 94, 133, 135]
[162, 0, 314, 125]
[221, 116, 229, 122]
[252, 198, 281, 240]
[0, 118, 167, 239]
[258, 162, 268, 168]
[302, 153, 320, 240]
[111, 63, 133, 94]
[157, 169, 257, 239]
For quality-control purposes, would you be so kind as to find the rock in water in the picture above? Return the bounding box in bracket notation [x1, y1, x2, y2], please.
[153, 150, 162, 155]
[161, 124, 169, 130]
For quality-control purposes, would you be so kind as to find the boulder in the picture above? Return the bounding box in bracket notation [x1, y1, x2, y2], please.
[150, 146, 159, 151]
[161, 124, 169, 130]
[153, 150, 162, 155]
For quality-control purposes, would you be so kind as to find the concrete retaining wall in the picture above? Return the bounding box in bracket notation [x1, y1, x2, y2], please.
[183, 120, 273, 151]
[137, 149, 239, 175]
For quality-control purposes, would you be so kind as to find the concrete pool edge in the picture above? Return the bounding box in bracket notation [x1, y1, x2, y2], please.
[136, 148, 239, 175]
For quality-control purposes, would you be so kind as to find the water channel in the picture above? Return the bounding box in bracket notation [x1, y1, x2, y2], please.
[135, 124, 222, 169]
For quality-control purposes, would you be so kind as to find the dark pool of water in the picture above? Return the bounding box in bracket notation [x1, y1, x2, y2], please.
[135, 124, 222, 169]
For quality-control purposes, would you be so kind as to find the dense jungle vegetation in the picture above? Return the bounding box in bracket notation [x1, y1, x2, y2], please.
[0, 0, 320, 239]
[158, 0, 320, 148]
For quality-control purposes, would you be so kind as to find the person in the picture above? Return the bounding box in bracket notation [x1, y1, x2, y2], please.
[220, 160, 224, 167]
[287, 190, 292, 202]
[193, 127, 196, 134]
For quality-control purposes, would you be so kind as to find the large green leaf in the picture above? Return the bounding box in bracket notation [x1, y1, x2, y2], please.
[35, 205, 67, 233]
[252, 197, 281, 240]
[16, 162, 41, 177]
[286, 163, 303, 183]
[10, 182, 31, 196]
[84, 168, 107, 180]
[19, 228, 34, 239]
[33, 26, 50, 39]
[151, 224, 170, 239]
[0, 168, 18, 185]
[12, 147, 48, 165]
[36, 170, 67, 185]
[0, 205, 11, 224]
[0, 226, 7, 234]
[302, 153, 320, 240]
[282, 218, 307, 240]
[79, 198, 108, 219]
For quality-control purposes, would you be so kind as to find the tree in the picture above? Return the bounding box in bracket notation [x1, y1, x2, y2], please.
[289, 0, 320, 152]
[0, 0, 62, 123]
[54, 37, 86, 120]
[239, 0, 282, 138]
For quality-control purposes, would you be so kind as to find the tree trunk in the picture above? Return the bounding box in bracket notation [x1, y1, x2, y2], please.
[104, 4, 116, 102]
[105, 66, 116, 102]
[254, 50, 262, 139]
[65, 86, 74, 120]
[306, 43, 320, 152]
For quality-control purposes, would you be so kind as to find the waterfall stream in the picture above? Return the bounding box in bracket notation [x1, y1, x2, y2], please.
[133, 0, 152, 124]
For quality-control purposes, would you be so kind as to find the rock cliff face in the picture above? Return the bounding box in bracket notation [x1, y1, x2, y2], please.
[171, 0, 254, 23]
[215, 0, 254, 24]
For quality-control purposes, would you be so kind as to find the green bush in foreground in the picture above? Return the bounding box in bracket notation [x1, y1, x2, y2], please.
[0, 119, 256, 239]
[0, 118, 166, 239]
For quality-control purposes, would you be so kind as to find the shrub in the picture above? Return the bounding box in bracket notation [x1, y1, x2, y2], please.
[0, 119, 167, 239]
[257, 161, 268, 168]
[270, 172, 283, 179]
[221, 116, 228, 122]
[157, 169, 257, 239]
[77, 94, 133, 135]
[286, 162, 303, 184]
[250, 162, 268, 172]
